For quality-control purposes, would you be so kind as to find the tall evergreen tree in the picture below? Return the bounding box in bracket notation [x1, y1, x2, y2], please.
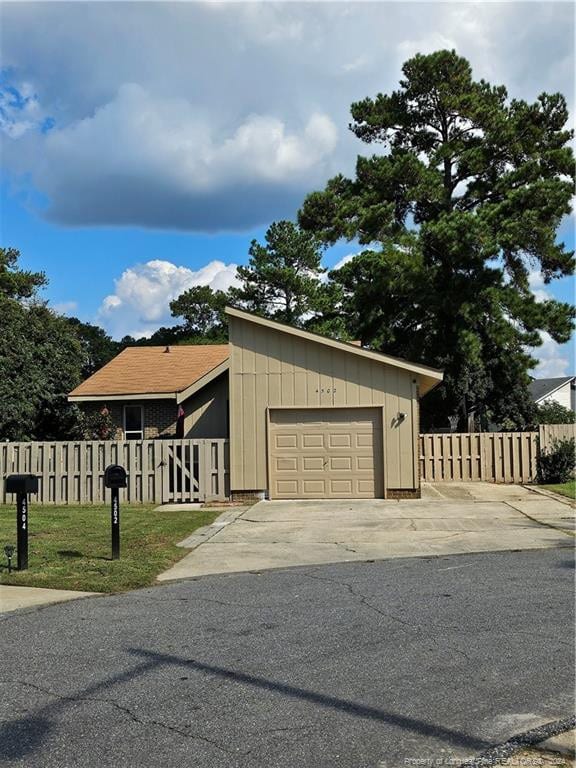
[230, 220, 329, 327]
[300, 50, 575, 429]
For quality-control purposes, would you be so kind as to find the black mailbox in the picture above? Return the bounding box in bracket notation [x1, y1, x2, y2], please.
[104, 464, 127, 489]
[6, 474, 39, 494]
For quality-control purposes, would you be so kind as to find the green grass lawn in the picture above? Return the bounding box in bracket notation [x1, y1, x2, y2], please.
[0, 504, 222, 593]
[541, 479, 576, 499]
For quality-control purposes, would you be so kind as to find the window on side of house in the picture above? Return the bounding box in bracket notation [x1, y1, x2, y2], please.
[124, 405, 144, 440]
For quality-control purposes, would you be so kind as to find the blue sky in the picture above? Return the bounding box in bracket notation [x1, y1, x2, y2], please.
[1, 2, 574, 374]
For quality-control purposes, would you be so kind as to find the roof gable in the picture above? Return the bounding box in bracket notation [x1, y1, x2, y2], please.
[529, 376, 575, 402]
[225, 307, 443, 395]
[69, 345, 229, 401]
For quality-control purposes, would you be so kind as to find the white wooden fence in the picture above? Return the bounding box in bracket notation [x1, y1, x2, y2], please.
[420, 423, 574, 484]
[0, 439, 229, 505]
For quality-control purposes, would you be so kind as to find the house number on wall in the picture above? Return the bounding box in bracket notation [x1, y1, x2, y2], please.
[316, 388, 337, 393]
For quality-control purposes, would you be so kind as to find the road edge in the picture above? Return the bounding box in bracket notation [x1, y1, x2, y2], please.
[459, 716, 576, 767]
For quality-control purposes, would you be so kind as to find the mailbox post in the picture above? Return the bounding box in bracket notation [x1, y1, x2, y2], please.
[6, 474, 39, 571]
[104, 465, 127, 560]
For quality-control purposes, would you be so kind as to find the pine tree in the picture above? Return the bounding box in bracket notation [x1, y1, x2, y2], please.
[300, 50, 575, 429]
[230, 220, 328, 327]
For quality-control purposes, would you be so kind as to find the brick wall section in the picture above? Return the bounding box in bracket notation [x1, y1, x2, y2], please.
[80, 400, 178, 439]
[143, 401, 177, 439]
[386, 488, 421, 500]
[231, 490, 265, 503]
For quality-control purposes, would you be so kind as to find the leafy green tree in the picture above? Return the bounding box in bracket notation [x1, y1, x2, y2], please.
[535, 400, 575, 425]
[65, 318, 121, 378]
[230, 220, 329, 327]
[169, 285, 229, 341]
[1, 247, 47, 299]
[300, 50, 575, 430]
[0, 299, 84, 440]
[0, 248, 85, 440]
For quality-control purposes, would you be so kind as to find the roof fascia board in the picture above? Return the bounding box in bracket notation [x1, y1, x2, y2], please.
[225, 307, 443, 381]
[176, 359, 229, 404]
[68, 392, 176, 403]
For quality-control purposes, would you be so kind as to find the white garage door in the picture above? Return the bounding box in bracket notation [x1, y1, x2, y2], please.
[268, 408, 383, 499]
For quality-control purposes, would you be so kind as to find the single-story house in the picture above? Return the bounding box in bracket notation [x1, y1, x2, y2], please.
[68, 344, 229, 440]
[69, 307, 443, 500]
[529, 376, 576, 412]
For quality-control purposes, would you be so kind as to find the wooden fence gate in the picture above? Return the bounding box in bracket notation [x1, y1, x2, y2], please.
[0, 439, 229, 505]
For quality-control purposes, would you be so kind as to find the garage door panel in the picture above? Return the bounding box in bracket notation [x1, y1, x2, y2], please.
[356, 456, 375, 471]
[330, 479, 353, 495]
[275, 457, 297, 471]
[276, 480, 299, 495]
[303, 479, 326, 495]
[302, 434, 324, 448]
[329, 433, 351, 448]
[269, 408, 383, 499]
[303, 457, 324, 471]
[330, 456, 352, 471]
[275, 434, 297, 449]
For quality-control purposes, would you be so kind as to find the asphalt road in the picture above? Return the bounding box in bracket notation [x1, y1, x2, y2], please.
[1, 548, 574, 768]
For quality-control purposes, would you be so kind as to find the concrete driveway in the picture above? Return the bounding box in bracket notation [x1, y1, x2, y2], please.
[158, 483, 574, 581]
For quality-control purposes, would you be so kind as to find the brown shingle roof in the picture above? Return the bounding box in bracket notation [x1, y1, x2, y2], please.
[69, 345, 229, 398]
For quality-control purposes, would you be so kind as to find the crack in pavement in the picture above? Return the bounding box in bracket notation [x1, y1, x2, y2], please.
[295, 571, 555, 683]
[0, 678, 247, 756]
[503, 502, 575, 538]
[299, 570, 414, 629]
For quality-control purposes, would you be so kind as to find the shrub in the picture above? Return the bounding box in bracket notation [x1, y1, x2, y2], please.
[535, 401, 575, 425]
[537, 437, 576, 484]
[81, 406, 118, 440]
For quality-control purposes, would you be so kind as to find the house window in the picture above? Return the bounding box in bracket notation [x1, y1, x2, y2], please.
[124, 405, 144, 440]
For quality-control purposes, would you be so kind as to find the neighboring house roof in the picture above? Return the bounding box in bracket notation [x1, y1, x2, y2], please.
[68, 345, 229, 402]
[225, 307, 444, 395]
[529, 376, 575, 403]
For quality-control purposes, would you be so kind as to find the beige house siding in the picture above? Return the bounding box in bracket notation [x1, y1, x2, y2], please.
[81, 372, 228, 440]
[182, 372, 229, 438]
[229, 315, 418, 494]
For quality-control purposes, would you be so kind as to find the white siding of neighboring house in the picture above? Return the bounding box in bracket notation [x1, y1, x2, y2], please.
[538, 380, 574, 411]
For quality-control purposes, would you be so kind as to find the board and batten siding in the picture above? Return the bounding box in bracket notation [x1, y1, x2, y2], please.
[229, 315, 418, 494]
[183, 372, 229, 438]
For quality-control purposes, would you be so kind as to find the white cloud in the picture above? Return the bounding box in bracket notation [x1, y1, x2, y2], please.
[331, 253, 356, 271]
[0, 2, 573, 232]
[531, 331, 571, 378]
[13, 84, 337, 230]
[0, 82, 40, 138]
[98, 259, 240, 339]
[52, 300, 78, 316]
[528, 270, 553, 303]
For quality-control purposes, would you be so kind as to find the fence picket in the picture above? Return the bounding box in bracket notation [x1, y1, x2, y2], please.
[1, 438, 230, 505]
[418, 426, 571, 484]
